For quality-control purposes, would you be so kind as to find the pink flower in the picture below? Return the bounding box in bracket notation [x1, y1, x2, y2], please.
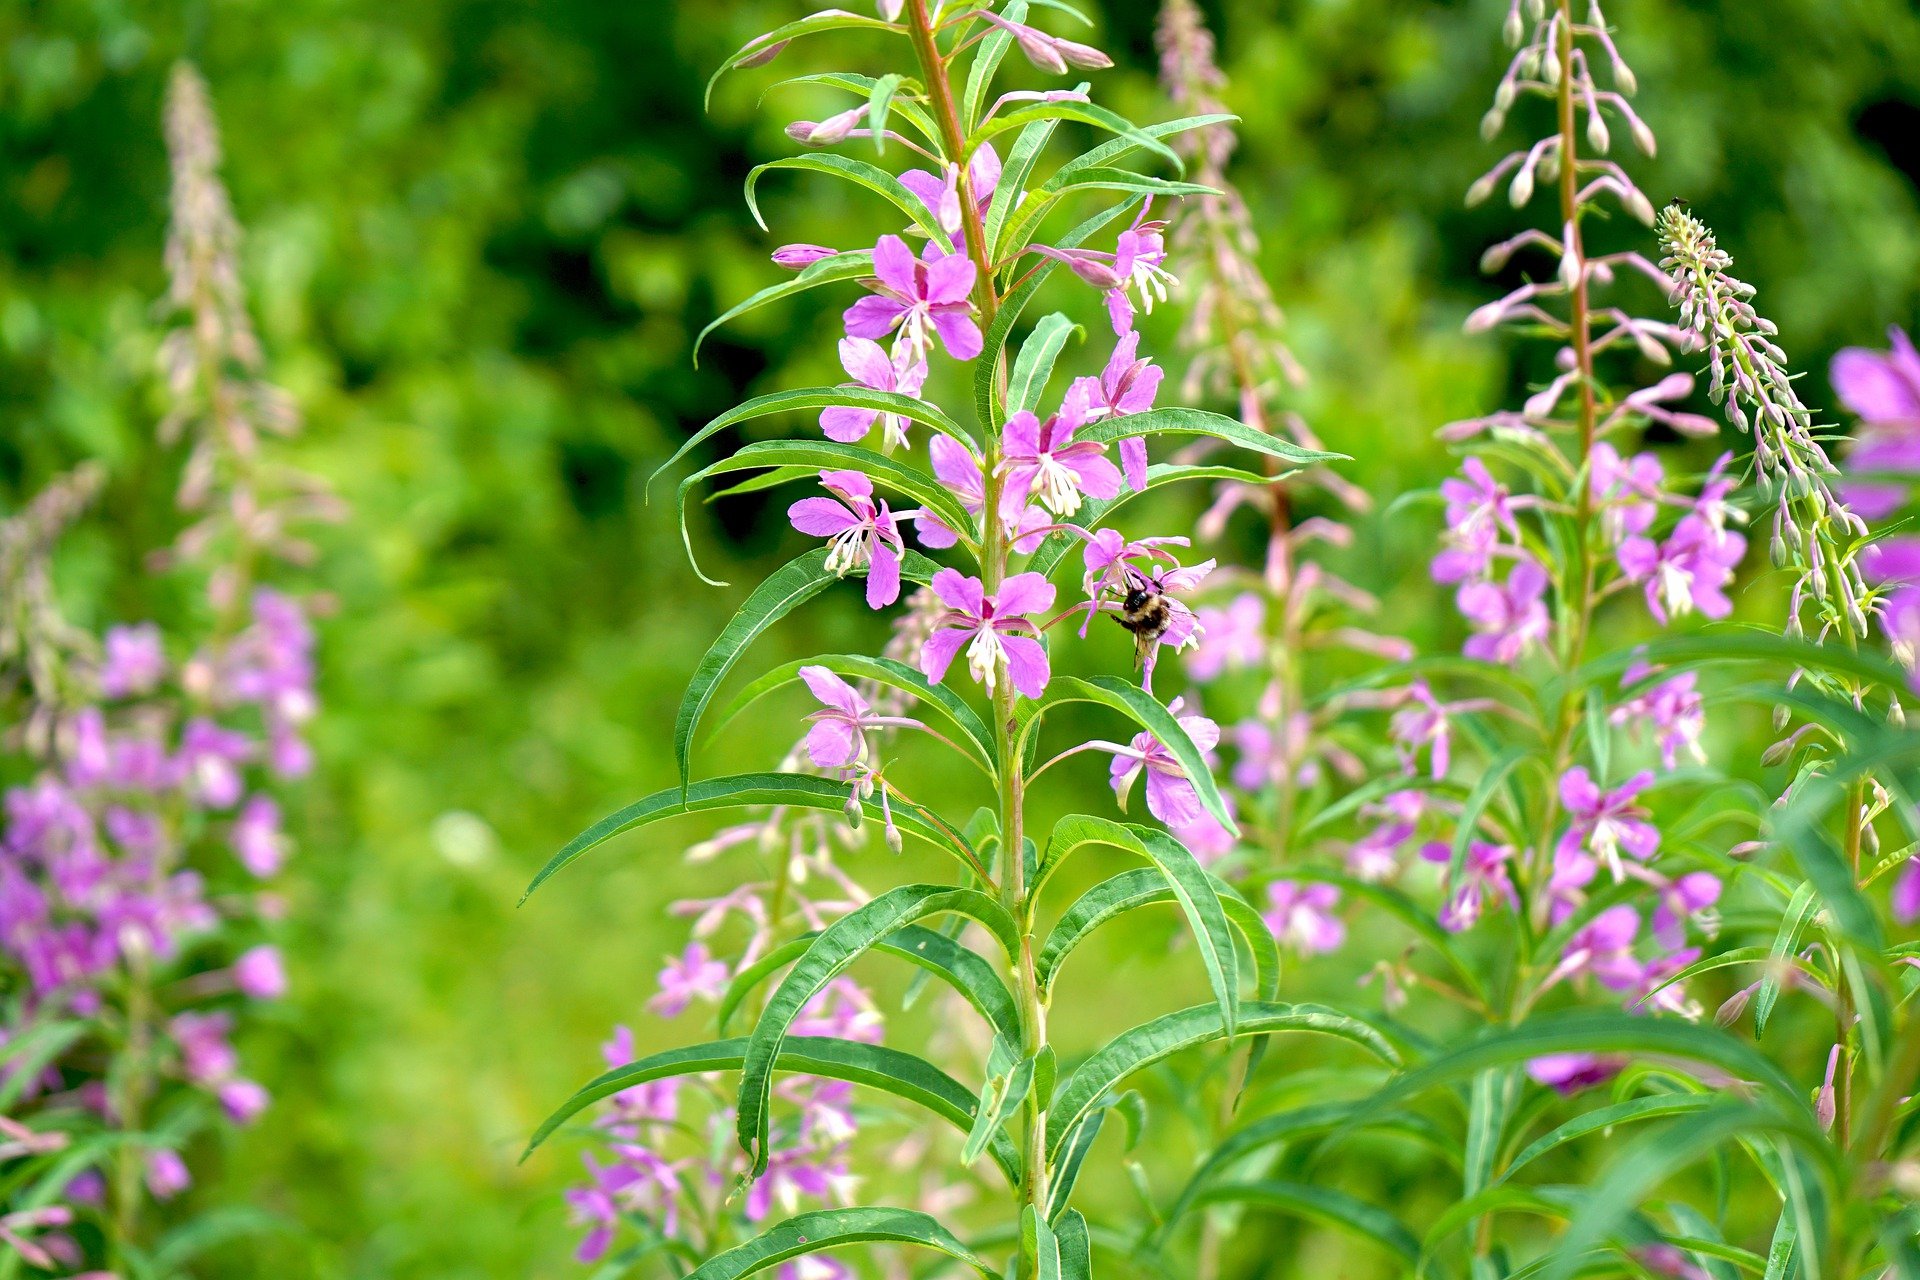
[1433, 458, 1520, 583]
[1185, 593, 1265, 682]
[1070, 332, 1164, 489]
[1611, 666, 1706, 768]
[1389, 680, 1452, 778]
[1526, 1053, 1625, 1094]
[1263, 881, 1345, 955]
[1456, 558, 1550, 662]
[998, 392, 1122, 519]
[1421, 840, 1517, 932]
[647, 942, 730, 1018]
[788, 470, 905, 608]
[1557, 768, 1659, 880]
[897, 144, 1000, 237]
[145, 1149, 190, 1200]
[842, 235, 980, 364]
[799, 666, 877, 770]
[919, 569, 1054, 699]
[820, 338, 927, 451]
[912, 436, 1049, 553]
[99, 624, 166, 698]
[233, 944, 286, 999]
[1617, 515, 1745, 624]
[1589, 443, 1665, 545]
[231, 795, 285, 877]
[1553, 904, 1644, 991]
[1892, 857, 1920, 924]
[1031, 202, 1175, 335]
[1096, 697, 1220, 829]
[1832, 327, 1920, 425]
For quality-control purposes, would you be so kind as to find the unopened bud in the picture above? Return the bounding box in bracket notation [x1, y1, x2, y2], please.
[843, 793, 863, 827]
[1587, 113, 1610, 153]
[737, 39, 789, 69]
[1509, 165, 1535, 207]
[1481, 107, 1506, 141]
[1632, 119, 1657, 156]
[885, 822, 903, 854]
[1502, 8, 1525, 45]
[771, 243, 836, 271]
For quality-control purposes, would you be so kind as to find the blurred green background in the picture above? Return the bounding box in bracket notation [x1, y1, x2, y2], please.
[5, 0, 1920, 1274]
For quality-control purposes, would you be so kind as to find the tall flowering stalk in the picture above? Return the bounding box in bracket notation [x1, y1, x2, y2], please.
[520, 4, 1364, 1278]
[0, 61, 322, 1272]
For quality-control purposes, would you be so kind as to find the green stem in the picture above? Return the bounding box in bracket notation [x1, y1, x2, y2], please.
[902, 3, 1046, 1268]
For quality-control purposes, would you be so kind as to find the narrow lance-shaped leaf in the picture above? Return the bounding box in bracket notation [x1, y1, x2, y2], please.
[961, 0, 1024, 130]
[1032, 815, 1241, 1032]
[746, 155, 955, 251]
[521, 773, 975, 903]
[672, 546, 944, 791]
[739, 886, 1020, 1176]
[652, 386, 972, 491]
[692, 252, 872, 367]
[1035, 676, 1237, 833]
[1037, 867, 1278, 1003]
[1190, 1181, 1420, 1263]
[1048, 1002, 1399, 1160]
[523, 1036, 1018, 1186]
[681, 438, 977, 545]
[1003, 312, 1082, 425]
[682, 1208, 995, 1280]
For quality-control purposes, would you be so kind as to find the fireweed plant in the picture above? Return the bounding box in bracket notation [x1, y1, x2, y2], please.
[1121, 2, 1920, 1277]
[517, 2, 1356, 1277]
[0, 64, 325, 1275]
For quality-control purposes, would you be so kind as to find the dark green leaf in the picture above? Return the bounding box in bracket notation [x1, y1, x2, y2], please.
[682, 1207, 994, 1280]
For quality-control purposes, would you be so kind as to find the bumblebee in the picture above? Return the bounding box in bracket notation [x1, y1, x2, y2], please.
[1115, 570, 1173, 667]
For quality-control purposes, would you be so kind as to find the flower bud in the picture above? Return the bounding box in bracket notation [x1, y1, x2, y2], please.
[1586, 113, 1610, 153]
[1631, 119, 1657, 156]
[736, 39, 789, 69]
[1508, 163, 1535, 207]
[1480, 107, 1506, 141]
[788, 106, 865, 146]
[1502, 7, 1525, 46]
[843, 792, 863, 827]
[771, 243, 836, 271]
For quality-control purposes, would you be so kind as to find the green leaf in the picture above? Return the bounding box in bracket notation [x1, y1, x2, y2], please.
[745, 156, 954, 250]
[652, 384, 972, 490]
[1030, 815, 1239, 1033]
[1500, 1094, 1716, 1182]
[1465, 1067, 1514, 1202]
[866, 73, 903, 154]
[681, 438, 976, 549]
[983, 117, 1064, 263]
[1049, 1002, 1399, 1160]
[0, 1020, 86, 1111]
[1034, 676, 1237, 832]
[716, 924, 1021, 1045]
[682, 1207, 994, 1280]
[1037, 867, 1278, 1003]
[1041, 167, 1219, 200]
[1003, 312, 1082, 423]
[709, 653, 997, 775]
[704, 12, 899, 109]
[1023, 462, 1280, 578]
[987, 198, 1139, 363]
[961, 0, 1024, 130]
[1191, 1181, 1419, 1262]
[1045, 113, 1236, 188]
[521, 773, 974, 903]
[1078, 406, 1342, 467]
[963, 1049, 1034, 1166]
[524, 1036, 1017, 1185]
[740, 886, 1020, 1175]
[974, 102, 1183, 173]
[1354, 1012, 1807, 1126]
[692, 252, 873, 366]
[671, 546, 944, 787]
[1755, 882, 1818, 1037]
[1024, 1205, 1062, 1280]
[1448, 745, 1527, 882]
[1054, 1210, 1092, 1279]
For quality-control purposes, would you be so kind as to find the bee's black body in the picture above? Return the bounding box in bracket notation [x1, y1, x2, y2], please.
[1116, 584, 1173, 666]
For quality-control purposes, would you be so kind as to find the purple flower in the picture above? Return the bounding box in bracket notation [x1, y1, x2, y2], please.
[1389, 680, 1451, 778]
[1456, 558, 1550, 662]
[647, 942, 730, 1018]
[897, 144, 999, 237]
[1263, 881, 1344, 955]
[171, 1010, 238, 1085]
[1421, 840, 1517, 932]
[233, 944, 287, 999]
[978, 12, 1113, 75]
[1526, 1052, 1625, 1095]
[820, 338, 927, 451]
[1618, 515, 1745, 624]
[99, 624, 166, 698]
[218, 1078, 270, 1124]
[600, 1025, 681, 1124]
[799, 666, 876, 770]
[1653, 871, 1722, 949]
[1553, 903, 1644, 991]
[1031, 203, 1175, 335]
[772, 243, 837, 271]
[1833, 327, 1920, 425]
[792, 977, 883, 1043]
[1095, 697, 1220, 829]
[1185, 593, 1265, 682]
[911, 436, 1050, 554]
[843, 235, 980, 364]
[1611, 665, 1706, 769]
[1349, 790, 1427, 880]
[998, 393, 1122, 519]
[919, 569, 1054, 699]
[1070, 332, 1164, 489]
[1892, 857, 1920, 924]
[788, 470, 905, 609]
[1557, 767, 1659, 880]
[178, 718, 250, 808]
[1589, 443, 1664, 545]
[145, 1149, 191, 1200]
[1433, 458, 1520, 583]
